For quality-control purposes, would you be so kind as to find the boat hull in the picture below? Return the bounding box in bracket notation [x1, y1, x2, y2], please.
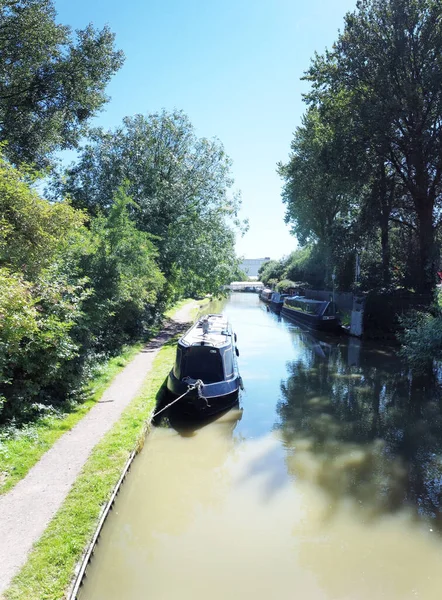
[269, 300, 283, 313]
[166, 372, 242, 417]
[281, 306, 341, 332]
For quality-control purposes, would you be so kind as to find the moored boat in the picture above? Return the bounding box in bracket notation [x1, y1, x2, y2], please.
[281, 296, 341, 332]
[166, 314, 243, 417]
[259, 288, 273, 303]
[269, 291, 290, 313]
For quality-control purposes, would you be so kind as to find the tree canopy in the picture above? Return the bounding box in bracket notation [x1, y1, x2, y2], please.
[0, 0, 124, 167]
[280, 0, 442, 294]
[0, 154, 165, 421]
[55, 109, 245, 296]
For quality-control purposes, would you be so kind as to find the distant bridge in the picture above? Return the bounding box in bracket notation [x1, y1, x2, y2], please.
[227, 281, 264, 292]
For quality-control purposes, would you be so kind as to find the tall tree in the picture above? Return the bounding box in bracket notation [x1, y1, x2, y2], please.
[55, 110, 245, 296]
[278, 107, 358, 286]
[0, 0, 123, 167]
[305, 0, 442, 293]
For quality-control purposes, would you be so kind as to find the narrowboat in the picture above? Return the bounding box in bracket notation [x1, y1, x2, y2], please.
[260, 288, 273, 303]
[166, 314, 243, 417]
[269, 292, 290, 314]
[281, 296, 341, 332]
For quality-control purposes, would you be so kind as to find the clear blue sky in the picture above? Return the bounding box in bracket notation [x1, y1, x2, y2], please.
[55, 0, 356, 260]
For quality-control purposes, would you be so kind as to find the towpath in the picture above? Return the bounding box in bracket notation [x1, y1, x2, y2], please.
[0, 302, 199, 595]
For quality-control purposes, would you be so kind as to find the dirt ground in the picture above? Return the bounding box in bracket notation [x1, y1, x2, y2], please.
[0, 302, 198, 595]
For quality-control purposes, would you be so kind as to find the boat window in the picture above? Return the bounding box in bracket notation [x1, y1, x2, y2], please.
[305, 302, 323, 315]
[180, 346, 224, 383]
[223, 348, 233, 378]
[284, 297, 324, 315]
[173, 348, 182, 378]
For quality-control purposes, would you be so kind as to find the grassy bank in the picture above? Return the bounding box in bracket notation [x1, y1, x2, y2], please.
[5, 340, 177, 600]
[0, 298, 198, 495]
[164, 296, 211, 320]
[0, 343, 143, 495]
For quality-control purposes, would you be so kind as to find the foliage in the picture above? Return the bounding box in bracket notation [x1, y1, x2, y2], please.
[0, 154, 85, 275]
[258, 259, 286, 285]
[53, 109, 246, 296]
[258, 247, 328, 290]
[0, 0, 124, 167]
[0, 157, 165, 423]
[283, 247, 311, 282]
[278, 108, 356, 247]
[0, 4, 243, 426]
[77, 188, 165, 353]
[300, 0, 442, 294]
[398, 309, 442, 373]
[275, 279, 298, 293]
[230, 265, 249, 282]
[0, 156, 89, 420]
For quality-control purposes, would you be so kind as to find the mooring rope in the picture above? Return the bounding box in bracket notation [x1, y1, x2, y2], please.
[152, 379, 207, 418]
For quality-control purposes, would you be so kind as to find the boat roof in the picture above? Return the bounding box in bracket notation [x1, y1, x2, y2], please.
[179, 314, 232, 349]
[286, 296, 328, 305]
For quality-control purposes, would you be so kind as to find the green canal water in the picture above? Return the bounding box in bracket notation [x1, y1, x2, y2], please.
[79, 293, 442, 600]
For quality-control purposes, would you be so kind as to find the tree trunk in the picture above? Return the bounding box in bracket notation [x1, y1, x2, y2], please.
[416, 201, 435, 295]
[380, 214, 390, 288]
[378, 159, 391, 287]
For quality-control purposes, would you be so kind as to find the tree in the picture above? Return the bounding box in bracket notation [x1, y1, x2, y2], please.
[0, 0, 123, 166]
[78, 188, 165, 351]
[284, 247, 314, 283]
[258, 259, 286, 286]
[305, 0, 442, 293]
[54, 109, 245, 296]
[0, 156, 164, 422]
[278, 107, 358, 287]
[0, 154, 88, 419]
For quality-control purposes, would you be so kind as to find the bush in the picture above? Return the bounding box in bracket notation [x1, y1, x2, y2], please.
[363, 290, 432, 340]
[0, 159, 165, 423]
[276, 279, 297, 293]
[398, 310, 442, 373]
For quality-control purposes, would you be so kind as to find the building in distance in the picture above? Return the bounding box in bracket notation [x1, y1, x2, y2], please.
[240, 257, 270, 278]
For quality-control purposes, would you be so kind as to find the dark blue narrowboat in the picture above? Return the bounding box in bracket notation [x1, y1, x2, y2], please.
[166, 314, 243, 416]
[269, 292, 290, 314]
[281, 296, 341, 332]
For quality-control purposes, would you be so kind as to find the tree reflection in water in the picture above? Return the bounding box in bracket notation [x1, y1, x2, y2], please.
[277, 332, 442, 531]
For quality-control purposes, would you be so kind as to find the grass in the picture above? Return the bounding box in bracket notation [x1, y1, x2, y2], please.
[340, 310, 351, 327]
[191, 296, 212, 319]
[0, 343, 143, 495]
[163, 295, 211, 320]
[163, 297, 195, 319]
[0, 297, 198, 495]
[5, 340, 177, 600]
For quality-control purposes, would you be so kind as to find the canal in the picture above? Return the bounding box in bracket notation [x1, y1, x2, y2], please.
[79, 293, 442, 600]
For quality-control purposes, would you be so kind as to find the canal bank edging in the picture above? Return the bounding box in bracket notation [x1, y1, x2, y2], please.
[68, 448, 137, 600]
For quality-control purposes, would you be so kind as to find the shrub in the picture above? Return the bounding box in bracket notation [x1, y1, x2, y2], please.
[398, 309, 442, 373]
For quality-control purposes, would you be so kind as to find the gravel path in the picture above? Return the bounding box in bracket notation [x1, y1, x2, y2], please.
[0, 303, 198, 595]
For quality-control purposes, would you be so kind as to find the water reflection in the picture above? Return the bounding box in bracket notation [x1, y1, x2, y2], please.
[164, 402, 243, 436]
[78, 407, 244, 600]
[78, 294, 442, 600]
[277, 329, 442, 531]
